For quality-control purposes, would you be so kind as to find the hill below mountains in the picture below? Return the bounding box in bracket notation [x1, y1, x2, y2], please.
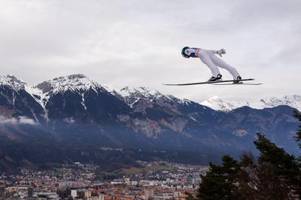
[0, 74, 299, 171]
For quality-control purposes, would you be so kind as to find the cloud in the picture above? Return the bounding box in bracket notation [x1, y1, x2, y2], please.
[0, 116, 37, 125]
[0, 0, 300, 101]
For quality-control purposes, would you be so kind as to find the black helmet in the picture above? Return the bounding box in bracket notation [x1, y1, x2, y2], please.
[181, 46, 190, 58]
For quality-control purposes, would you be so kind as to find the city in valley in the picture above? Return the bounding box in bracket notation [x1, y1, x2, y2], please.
[0, 161, 208, 200]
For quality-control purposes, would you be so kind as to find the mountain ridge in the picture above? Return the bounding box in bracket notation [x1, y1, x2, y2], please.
[0, 74, 299, 170]
[1, 74, 300, 113]
[200, 95, 301, 112]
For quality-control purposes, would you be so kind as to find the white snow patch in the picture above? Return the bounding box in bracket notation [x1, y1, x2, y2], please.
[119, 86, 163, 98]
[81, 93, 87, 110]
[35, 74, 104, 95]
[25, 85, 49, 121]
[200, 95, 301, 111]
[0, 75, 26, 90]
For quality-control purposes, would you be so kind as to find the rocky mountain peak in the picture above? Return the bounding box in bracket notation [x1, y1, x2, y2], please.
[119, 86, 183, 108]
[260, 95, 301, 110]
[0, 75, 26, 90]
[120, 87, 163, 99]
[35, 74, 104, 94]
[201, 95, 301, 111]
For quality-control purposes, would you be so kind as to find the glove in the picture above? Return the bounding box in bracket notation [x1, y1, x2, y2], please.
[216, 49, 226, 57]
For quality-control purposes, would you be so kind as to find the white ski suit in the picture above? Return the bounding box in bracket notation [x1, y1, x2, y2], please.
[186, 48, 240, 79]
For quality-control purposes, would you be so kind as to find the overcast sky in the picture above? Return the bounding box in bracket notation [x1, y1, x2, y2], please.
[0, 0, 300, 102]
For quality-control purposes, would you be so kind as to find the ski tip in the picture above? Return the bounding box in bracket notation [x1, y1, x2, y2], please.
[163, 84, 178, 86]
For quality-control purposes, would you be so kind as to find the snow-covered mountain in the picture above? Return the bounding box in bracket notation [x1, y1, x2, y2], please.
[200, 95, 301, 111]
[1, 74, 300, 112]
[0, 75, 45, 121]
[119, 86, 191, 108]
[35, 74, 104, 94]
[0, 74, 300, 170]
[200, 96, 249, 111]
[32, 74, 106, 106]
[259, 95, 301, 111]
[0, 75, 26, 90]
[118, 86, 301, 112]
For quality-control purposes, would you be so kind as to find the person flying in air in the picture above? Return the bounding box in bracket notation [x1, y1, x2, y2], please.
[181, 47, 242, 83]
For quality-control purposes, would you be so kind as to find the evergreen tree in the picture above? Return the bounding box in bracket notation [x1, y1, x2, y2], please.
[236, 153, 257, 200]
[191, 112, 301, 200]
[197, 155, 241, 200]
[256, 134, 300, 177]
[192, 135, 301, 200]
[252, 134, 300, 199]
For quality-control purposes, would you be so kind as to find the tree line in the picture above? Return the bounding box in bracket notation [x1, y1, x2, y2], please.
[188, 111, 301, 200]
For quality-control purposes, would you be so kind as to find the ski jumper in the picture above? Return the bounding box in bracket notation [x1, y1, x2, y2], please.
[185, 48, 240, 79]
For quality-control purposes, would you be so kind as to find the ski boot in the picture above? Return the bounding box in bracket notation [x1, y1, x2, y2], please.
[233, 76, 242, 84]
[208, 74, 222, 82]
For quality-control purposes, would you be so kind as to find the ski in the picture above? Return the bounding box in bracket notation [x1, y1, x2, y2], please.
[164, 78, 256, 86]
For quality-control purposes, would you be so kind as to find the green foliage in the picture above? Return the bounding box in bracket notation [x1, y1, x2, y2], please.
[255, 133, 300, 185]
[252, 134, 301, 199]
[196, 156, 241, 200]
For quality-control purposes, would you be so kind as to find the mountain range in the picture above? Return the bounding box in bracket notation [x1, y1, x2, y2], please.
[201, 95, 301, 112]
[0, 74, 300, 171]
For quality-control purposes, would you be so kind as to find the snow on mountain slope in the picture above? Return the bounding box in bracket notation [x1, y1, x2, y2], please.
[0, 75, 46, 121]
[0, 75, 44, 112]
[35, 74, 104, 94]
[119, 86, 192, 108]
[200, 96, 249, 112]
[0, 75, 26, 90]
[31, 74, 107, 106]
[0, 76, 47, 111]
[200, 95, 301, 111]
[1, 74, 300, 112]
[120, 86, 166, 99]
[259, 95, 301, 111]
